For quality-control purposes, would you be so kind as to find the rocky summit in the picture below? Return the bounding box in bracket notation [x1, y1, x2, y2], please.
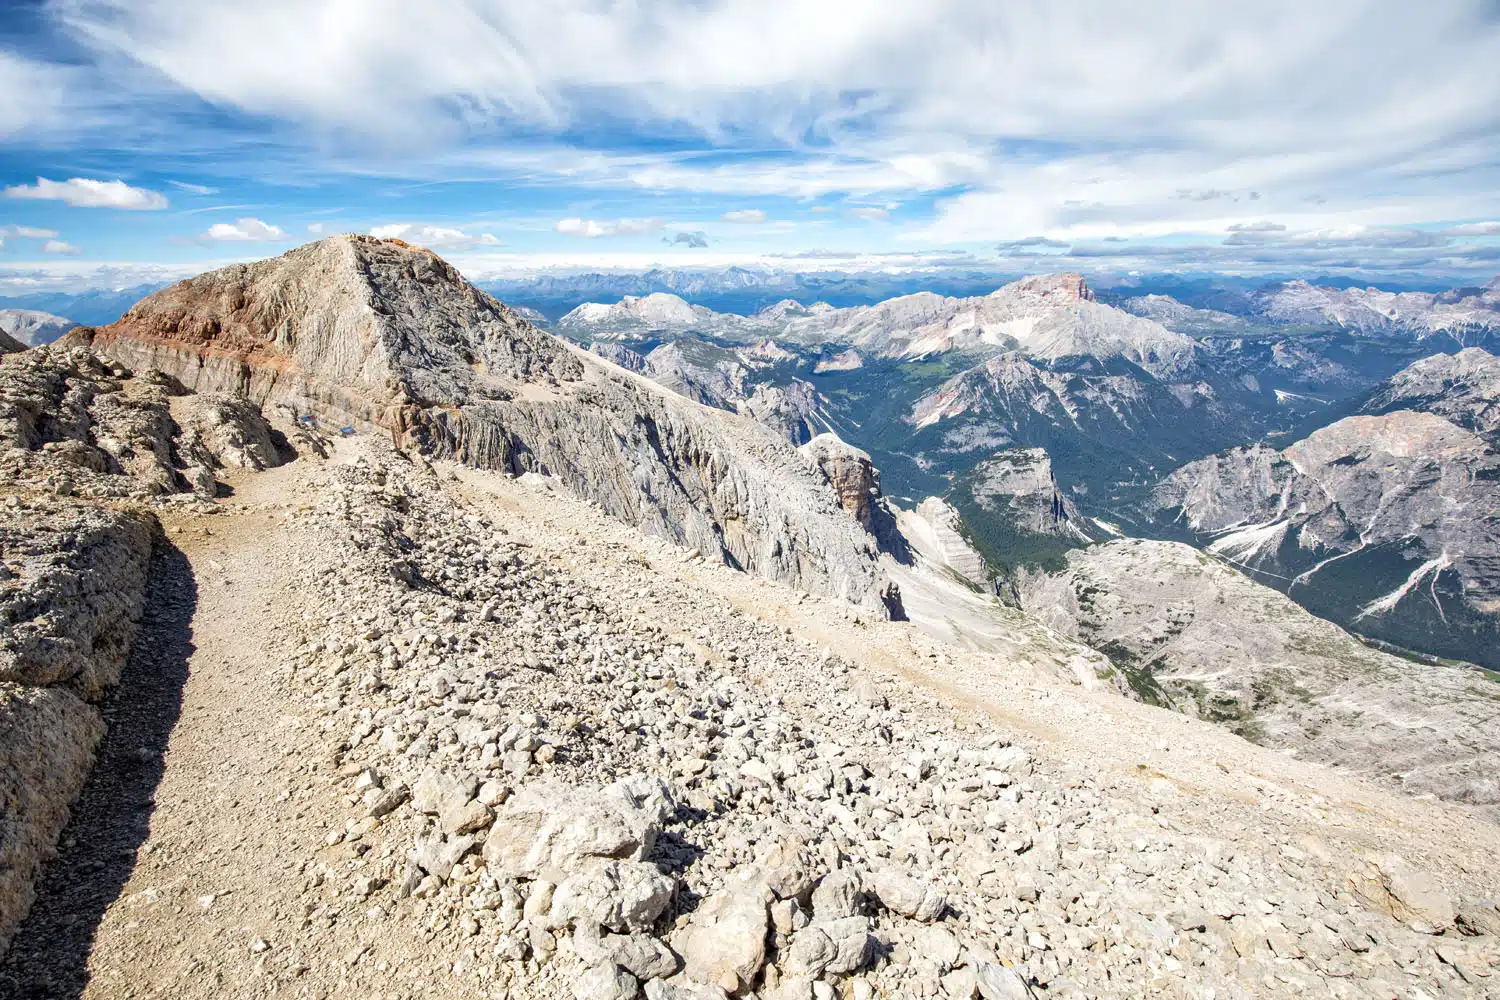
[65, 235, 897, 615]
[1, 241, 1498, 1000]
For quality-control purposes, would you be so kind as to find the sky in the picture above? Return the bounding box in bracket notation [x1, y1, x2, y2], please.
[2, 0, 1500, 294]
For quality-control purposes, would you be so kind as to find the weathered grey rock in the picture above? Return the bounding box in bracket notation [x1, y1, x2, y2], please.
[809, 869, 861, 920]
[1350, 855, 1456, 935]
[0, 684, 104, 956]
[786, 916, 873, 978]
[643, 980, 729, 1000]
[483, 776, 671, 878]
[409, 832, 475, 881]
[412, 769, 477, 815]
[602, 933, 680, 981]
[674, 880, 770, 993]
[549, 859, 675, 933]
[0, 503, 155, 699]
[975, 963, 1032, 1000]
[171, 393, 284, 473]
[573, 962, 640, 1000]
[871, 870, 945, 923]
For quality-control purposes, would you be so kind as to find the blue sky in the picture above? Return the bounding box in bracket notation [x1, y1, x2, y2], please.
[2, 0, 1500, 293]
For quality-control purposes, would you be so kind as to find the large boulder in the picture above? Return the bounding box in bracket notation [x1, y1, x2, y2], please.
[674, 878, 771, 994]
[483, 776, 674, 878]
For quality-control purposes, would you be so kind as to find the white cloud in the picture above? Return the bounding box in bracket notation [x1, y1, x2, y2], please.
[1451, 221, 1500, 236]
[25, 0, 1500, 267]
[0, 52, 65, 137]
[5, 176, 169, 210]
[168, 179, 219, 195]
[721, 209, 767, 224]
[41, 239, 83, 255]
[555, 217, 664, 238]
[851, 206, 889, 220]
[369, 223, 500, 249]
[0, 225, 60, 239]
[307, 222, 325, 234]
[203, 217, 286, 241]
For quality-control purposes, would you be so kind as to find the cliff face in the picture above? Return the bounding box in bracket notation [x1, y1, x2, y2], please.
[66, 236, 897, 613]
[1151, 390, 1500, 666]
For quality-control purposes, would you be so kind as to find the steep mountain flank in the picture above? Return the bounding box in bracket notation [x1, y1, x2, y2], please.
[1018, 538, 1500, 806]
[948, 448, 1099, 585]
[1151, 354, 1500, 666]
[1359, 346, 1500, 438]
[65, 236, 897, 613]
[0, 309, 77, 348]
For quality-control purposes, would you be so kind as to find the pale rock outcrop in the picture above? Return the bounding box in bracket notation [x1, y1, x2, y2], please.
[0, 501, 156, 955]
[483, 776, 673, 877]
[1018, 537, 1500, 803]
[674, 878, 771, 993]
[0, 503, 155, 698]
[798, 434, 878, 533]
[870, 870, 946, 923]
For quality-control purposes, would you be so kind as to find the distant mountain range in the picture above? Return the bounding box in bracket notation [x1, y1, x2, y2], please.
[544, 271, 1500, 667]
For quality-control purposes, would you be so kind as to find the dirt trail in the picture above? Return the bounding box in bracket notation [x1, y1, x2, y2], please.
[1, 465, 315, 999]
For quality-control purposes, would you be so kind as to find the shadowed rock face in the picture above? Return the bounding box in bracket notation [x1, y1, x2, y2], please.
[66, 236, 898, 613]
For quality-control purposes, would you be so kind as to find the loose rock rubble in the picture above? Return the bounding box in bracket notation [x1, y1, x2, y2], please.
[260, 445, 1500, 999]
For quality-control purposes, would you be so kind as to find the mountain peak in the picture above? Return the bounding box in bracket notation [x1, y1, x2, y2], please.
[1005, 272, 1095, 303]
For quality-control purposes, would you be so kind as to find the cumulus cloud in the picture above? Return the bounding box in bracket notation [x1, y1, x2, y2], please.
[307, 222, 325, 234]
[203, 217, 286, 241]
[721, 209, 767, 224]
[555, 217, 664, 238]
[850, 206, 889, 221]
[369, 223, 500, 249]
[1451, 221, 1500, 236]
[5, 176, 169, 210]
[41, 239, 82, 255]
[664, 230, 708, 248]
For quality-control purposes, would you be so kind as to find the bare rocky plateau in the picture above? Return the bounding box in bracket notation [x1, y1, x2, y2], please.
[1, 240, 1499, 1000]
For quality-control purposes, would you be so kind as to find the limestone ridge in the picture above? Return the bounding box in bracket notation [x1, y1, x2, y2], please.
[65, 236, 900, 613]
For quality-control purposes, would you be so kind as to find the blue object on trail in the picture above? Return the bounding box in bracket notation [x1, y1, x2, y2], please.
[340, 426, 356, 437]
